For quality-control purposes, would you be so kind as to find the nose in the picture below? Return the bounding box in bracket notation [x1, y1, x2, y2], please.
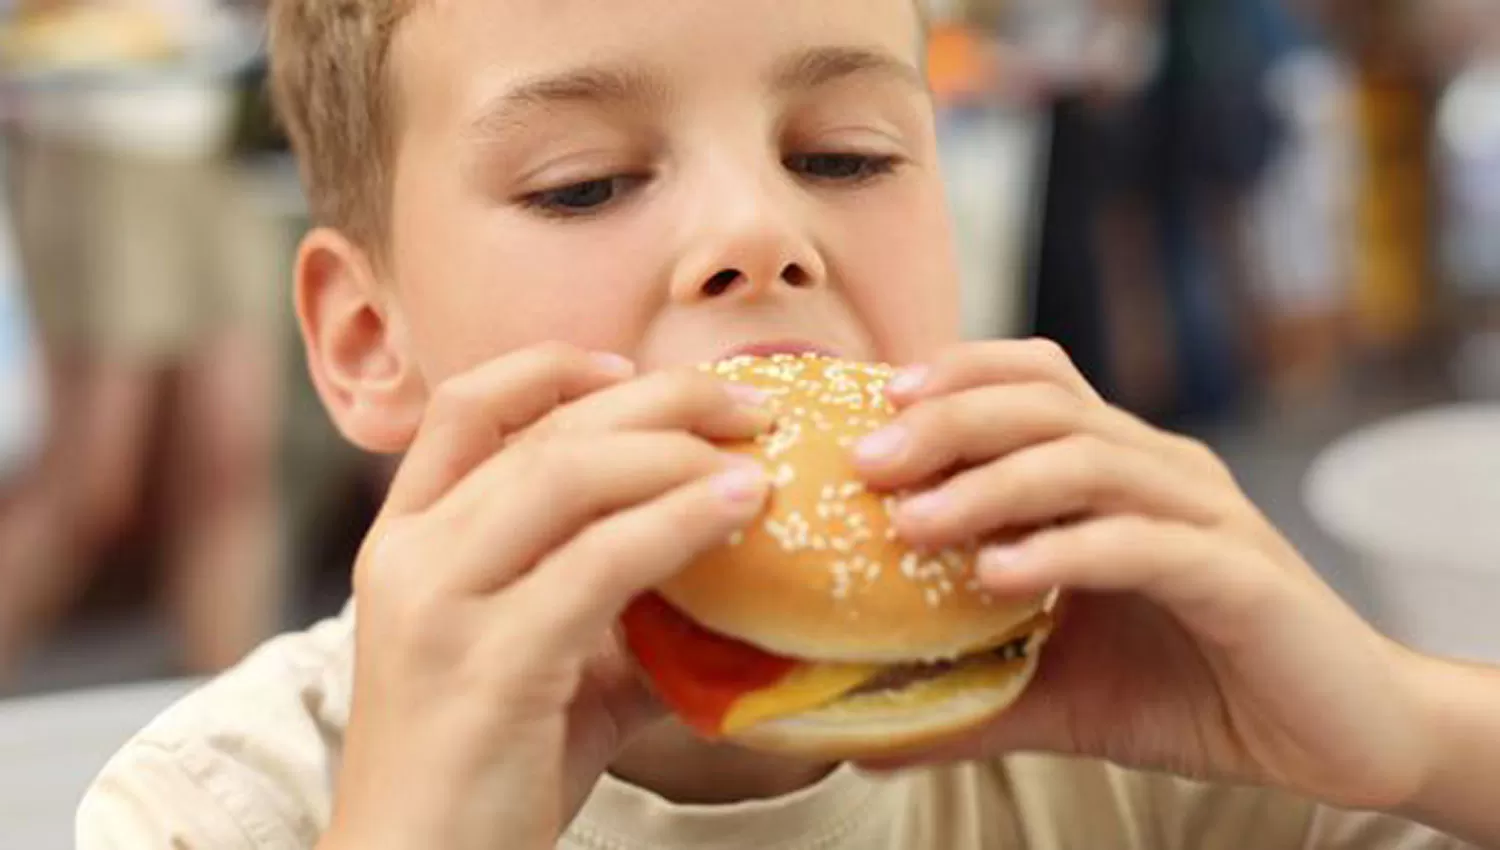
[669, 171, 827, 304]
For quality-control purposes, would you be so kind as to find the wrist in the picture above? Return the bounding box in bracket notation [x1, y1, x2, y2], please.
[1394, 646, 1452, 814]
[1390, 645, 1500, 846]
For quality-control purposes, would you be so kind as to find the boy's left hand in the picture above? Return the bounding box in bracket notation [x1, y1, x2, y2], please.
[852, 340, 1431, 811]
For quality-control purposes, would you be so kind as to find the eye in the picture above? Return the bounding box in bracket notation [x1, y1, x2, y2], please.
[787, 153, 900, 183]
[523, 176, 643, 217]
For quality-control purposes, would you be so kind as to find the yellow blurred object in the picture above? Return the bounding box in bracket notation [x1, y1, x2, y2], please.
[0, 5, 179, 71]
[1351, 73, 1434, 350]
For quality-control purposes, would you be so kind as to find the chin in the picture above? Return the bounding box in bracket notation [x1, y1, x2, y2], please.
[622, 354, 1057, 761]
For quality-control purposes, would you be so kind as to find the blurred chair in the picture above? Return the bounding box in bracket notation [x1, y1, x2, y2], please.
[0, 678, 200, 850]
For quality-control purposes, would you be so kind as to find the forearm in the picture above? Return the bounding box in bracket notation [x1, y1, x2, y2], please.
[1398, 652, 1500, 847]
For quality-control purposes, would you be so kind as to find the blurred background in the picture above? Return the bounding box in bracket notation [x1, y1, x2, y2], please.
[0, 0, 1496, 844]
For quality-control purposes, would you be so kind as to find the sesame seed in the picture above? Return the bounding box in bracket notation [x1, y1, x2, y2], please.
[772, 464, 796, 488]
[900, 553, 920, 579]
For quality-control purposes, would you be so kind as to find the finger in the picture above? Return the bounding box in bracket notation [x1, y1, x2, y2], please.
[384, 343, 636, 517]
[974, 516, 1281, 642]
[885, 339, 1102, 408]
[894, 435, 1231, 549]
[531, 368, 774, 445]
[853, 382, 1089, 487]
[505, 461, 772, 656]
[861, 379, 1234, 491]
[441, 431, 762, 594]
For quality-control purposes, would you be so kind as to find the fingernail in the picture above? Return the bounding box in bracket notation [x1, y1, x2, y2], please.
[889, 366, 930, 396]
[592, 352, 636, 377]
[713, 464, 768, 504]
[725, 383, 772, 407]
[900, 490, 949, 522]
[856, 426, 909, 463]
[978, 545, 1027, 578]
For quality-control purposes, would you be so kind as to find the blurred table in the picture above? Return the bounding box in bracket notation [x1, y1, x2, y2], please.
[0, 678, 202, 850]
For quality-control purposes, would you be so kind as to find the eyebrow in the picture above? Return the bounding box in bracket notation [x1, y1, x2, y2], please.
[463, 65, 671, 139]
[463, 46, 925, 141]
[771, 46, 928, 95]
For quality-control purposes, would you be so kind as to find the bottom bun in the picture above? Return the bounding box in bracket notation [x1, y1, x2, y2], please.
[727, 650, 1043, 761]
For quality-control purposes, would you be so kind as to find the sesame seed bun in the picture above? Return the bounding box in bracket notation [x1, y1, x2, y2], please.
[661, 354, 1057, 664]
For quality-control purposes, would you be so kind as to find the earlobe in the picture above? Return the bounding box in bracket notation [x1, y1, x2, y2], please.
[295, 228, 426, 454]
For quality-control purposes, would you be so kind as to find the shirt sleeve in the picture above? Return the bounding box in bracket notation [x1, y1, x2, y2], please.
[77, 740, 268, 849]
[74, 614, 355, 850]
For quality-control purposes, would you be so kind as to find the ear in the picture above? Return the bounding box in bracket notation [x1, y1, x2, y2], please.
[295, 228, 426, 455]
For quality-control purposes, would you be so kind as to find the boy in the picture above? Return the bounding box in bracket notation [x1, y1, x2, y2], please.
[78, 2, 1500, 848]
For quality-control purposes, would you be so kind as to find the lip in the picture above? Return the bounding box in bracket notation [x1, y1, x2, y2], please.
[722, 340, 841, 361]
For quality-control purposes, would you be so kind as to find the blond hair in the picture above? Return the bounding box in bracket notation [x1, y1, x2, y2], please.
[268, 0, 410, 252]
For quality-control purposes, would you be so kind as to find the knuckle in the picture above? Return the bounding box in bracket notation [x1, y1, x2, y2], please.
[358, 539, 465, 660]
[670, 370, 731, 414]
[353, 517, 422, 598]
[570, 525, 634, 589]
[518, 341, 593, 392]
[428, 375, 488, 424]
[528, 339, 588, 372]
[1024, 337, 1073, 370]
[1174, 435, 1233, 478]
[1058, 433, 1110, 476]
[921, 393, 972, 438]
[527, 435, 589, 483]
[1032, 383, 1086, 423]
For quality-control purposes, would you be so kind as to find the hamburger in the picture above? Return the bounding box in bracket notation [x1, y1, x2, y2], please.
[621, 353, 1058, 760]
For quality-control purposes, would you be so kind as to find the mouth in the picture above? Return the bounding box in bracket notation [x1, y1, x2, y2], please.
[721, 340, 842, 361]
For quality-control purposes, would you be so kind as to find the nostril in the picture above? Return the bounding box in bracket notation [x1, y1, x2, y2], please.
[783, 263, 812, 288]
[704, 269, 742, 297]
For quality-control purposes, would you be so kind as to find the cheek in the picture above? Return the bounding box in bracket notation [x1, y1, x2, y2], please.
[392, 200, 658, 381]
[833, 180, 961, 363]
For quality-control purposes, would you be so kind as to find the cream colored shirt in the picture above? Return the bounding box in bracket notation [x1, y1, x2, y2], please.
[76, 609, 1472, 849]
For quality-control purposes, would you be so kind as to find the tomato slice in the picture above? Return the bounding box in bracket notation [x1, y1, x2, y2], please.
[621, 594, 801, 736]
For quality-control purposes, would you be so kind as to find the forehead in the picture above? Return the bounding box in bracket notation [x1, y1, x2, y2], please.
[391, 0, 925, 129]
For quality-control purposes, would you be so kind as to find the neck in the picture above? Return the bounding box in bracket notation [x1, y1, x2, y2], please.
[611, 722, 838, 806]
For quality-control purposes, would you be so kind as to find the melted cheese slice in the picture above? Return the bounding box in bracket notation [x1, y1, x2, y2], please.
[721, 660, 882, 734]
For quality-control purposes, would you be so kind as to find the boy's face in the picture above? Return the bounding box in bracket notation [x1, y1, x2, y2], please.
[380, 0, 958, 385]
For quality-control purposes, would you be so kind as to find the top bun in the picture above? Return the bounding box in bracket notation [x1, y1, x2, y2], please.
[657, 355, 1054, 664]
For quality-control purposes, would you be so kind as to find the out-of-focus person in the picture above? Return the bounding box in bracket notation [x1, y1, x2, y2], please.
[0, 0, 283, 680]
[954, 0, 1164, 404]
[1299, 0, 1458, 361]
[0, 154, 48, 487]
[1245, 11, 1361, 406]
[1432, 0, 1500, 396]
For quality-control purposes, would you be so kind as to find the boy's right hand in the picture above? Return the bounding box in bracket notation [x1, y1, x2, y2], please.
[322, 344, 773, 850]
